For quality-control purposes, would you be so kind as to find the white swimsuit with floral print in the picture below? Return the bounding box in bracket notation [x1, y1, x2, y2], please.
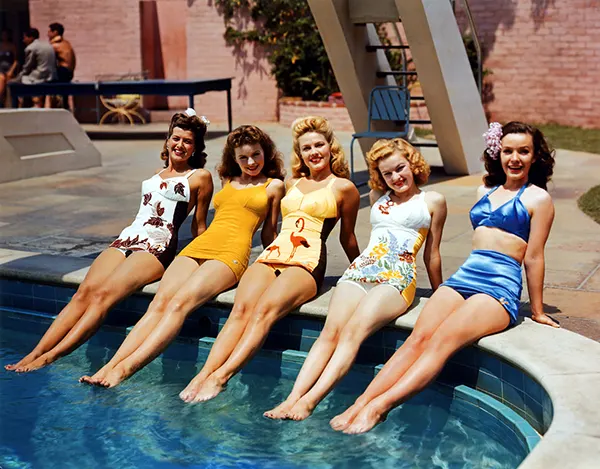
[110, 169, 195, 266]
[339, 191, 431, 296]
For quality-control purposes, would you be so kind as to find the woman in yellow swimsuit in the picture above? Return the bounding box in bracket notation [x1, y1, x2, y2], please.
[180, 116, 361, 403]
[80, 125, 286, 387]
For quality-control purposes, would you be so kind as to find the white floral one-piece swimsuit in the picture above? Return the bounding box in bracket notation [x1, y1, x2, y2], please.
[110, 168, 196, 267]
[339, 191, 431, 305]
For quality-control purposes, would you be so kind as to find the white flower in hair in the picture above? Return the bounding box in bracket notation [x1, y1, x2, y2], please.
[199, 115, 210, 126]
[184, 108, 197, 117]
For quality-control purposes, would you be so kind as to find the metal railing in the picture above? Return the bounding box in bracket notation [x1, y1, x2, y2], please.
[455, 0, 483, 95]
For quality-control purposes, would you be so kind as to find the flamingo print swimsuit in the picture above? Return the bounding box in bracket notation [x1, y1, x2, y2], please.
[109, 168, 196, 268]
[256, 177, 338, 288]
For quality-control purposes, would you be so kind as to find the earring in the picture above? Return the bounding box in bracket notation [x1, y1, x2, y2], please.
[191, 151, 195, 157]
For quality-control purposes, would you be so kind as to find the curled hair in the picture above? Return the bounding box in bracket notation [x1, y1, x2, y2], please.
[217, 125, 285, 180]
[160, 113, 208, 169]
[366, 138, 430, 192]
[290, 116, 350, 179]
[483, 121, 555, 190]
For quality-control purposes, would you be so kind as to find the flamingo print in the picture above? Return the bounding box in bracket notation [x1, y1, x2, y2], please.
[265, 245, 281, 259]
[286, 217, 310, 262]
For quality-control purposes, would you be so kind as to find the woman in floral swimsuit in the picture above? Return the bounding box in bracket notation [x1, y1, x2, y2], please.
[265, 138, 447, 421]
[6, 110, 213, 372]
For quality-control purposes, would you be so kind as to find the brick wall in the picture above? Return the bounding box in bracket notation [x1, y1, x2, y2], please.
[29, 0, 142, 81]
[27, 0, 600, 129]
[279, 100, 354, 131]
[458, 0, 600, 128]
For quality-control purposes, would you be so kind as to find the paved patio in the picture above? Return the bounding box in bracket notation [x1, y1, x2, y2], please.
[0, 122, 598, 340]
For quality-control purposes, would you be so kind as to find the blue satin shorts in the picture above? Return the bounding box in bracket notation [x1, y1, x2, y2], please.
[442, 250, 522, 326]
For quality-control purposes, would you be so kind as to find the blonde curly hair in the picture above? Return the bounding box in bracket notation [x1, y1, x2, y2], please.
[290, 116, 350, 179]
[367, 138, 430, 191]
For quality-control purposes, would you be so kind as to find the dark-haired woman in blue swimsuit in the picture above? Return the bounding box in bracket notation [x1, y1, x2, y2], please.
[331, 121, 559, 434]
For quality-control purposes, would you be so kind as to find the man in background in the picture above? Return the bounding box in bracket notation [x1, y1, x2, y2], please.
[48, 22, 76, 82]
[12, 27, 56, 107]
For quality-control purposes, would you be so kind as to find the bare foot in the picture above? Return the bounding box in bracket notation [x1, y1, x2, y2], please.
[191, 375, 227, 403]
[179, 373, 209, 403]
[91, 364, 129, 388]
[343, 404, 387, 434]
[81, 363, 114, 385]
[14, 352, 56, 372]
[330, 402, 365, 431]
[532, 313, 560, 328]
[5, 351, 42, 371]
[286, 397, 317, 421]
[79, 375, 95, 385]
[263, 397, 299, 420]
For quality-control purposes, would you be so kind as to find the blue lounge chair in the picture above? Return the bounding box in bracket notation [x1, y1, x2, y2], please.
[350, 85, 411, 180]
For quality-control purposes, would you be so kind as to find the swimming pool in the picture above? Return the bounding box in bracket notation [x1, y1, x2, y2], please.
[0, 306, 534, 469]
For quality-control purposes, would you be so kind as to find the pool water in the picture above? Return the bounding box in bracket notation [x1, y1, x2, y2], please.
[0, 311, 527, 469]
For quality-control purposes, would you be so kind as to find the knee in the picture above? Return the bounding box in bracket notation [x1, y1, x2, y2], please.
[90, 286, 112, 305]
[251, 303, 280, 327]
[338, 323, 364, 346]
[146, 295, 170, 316]
[319, 324, 343, 345]
[405, 330, 432, 352]
[73, 283, 99, 303]
[228, 303, 252, 323]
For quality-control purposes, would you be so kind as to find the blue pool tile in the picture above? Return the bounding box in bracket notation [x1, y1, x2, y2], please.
[32, 298, 56, 314]
[502, 361, 525, 390]
[32, 284, 55, 300]
[542, 392, 553, 430]
[10, 295, 34, 310]
[523, 376, 544, 404]
[476, 370, 503, 398]
[451, 346, 478, 367]
[477, 353, 502, 377]
[4, 280, 33, 297]
[299, 335, 316, 352]
[281, 349, 308, 364]
[526, 435, 541, 451]
[54, 286, 76, 302]
[290, 319, 323, 338]
[503, 382, 526, 411]
[0, 295, 13, 307]
[524, 393, 543, 425]
[454, 385, 480, 405]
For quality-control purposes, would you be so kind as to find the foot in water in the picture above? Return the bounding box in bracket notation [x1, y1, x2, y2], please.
[89, 364, 130, 388]
[191, 374, 227, 403]
[179, 373, 209, 403]
[286, 397, 317, 421]
[263, 397, 299, 420]
[5, 351, 42, 371]
[330, 402, 365, 431]
[78, 363, 114, 385]
[14, 351, 57, 372]
[343, 404, 388, 434]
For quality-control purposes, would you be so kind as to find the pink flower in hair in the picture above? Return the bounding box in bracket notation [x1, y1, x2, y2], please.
[483, 122, 503, 159]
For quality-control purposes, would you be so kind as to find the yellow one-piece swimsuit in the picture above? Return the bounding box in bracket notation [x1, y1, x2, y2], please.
[179, 179, 273, 280]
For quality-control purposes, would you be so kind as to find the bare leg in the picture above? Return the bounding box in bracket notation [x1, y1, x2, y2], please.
[191, 266, 317, 403]
[5, 248, 126, 371]
[179, 263, 276, 402]
[79, 256, 201, 384]
[15, 252, 164, 372]
[330, 287, 464, 431]
[93, 260, 238, 388]
[264, 282, 365, 419]
[287, 285, 408, 421]
[344, 294, 510, 434]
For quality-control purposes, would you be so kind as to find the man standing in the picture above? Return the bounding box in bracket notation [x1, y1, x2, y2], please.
[13, 27, 56, 107]
[48, 23, 76, 82]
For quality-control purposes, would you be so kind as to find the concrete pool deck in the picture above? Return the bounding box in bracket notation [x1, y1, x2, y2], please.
[0, 123, 599, 467]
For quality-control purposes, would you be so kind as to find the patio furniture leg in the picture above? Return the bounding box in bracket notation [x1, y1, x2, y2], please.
[227, 88, 232, 132]
[188, 94, 194, 109]
[350, 136, 356, 182]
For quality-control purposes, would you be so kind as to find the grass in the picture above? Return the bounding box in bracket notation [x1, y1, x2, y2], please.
[578, 185, 600, 225]
[535, 123, 600, 154]
[413, 123, 600, 154]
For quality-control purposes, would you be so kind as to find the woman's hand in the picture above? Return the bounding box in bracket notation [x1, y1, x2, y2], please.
[531, 311, 560, 328]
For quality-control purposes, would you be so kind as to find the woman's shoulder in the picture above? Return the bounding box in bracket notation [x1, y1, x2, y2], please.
[267, 178, 285, 196]
[369, 188, 386, 205]
[331, 176, 358, 195]
[523, 184, 553, 210]
[423, 190, 446, 211]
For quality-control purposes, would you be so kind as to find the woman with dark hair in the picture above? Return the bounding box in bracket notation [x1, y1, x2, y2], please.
[330, 121, 559, 434]
[79, 125, 286, 387]
[179, 116, 361, 403]
[6, 110, 213, 372]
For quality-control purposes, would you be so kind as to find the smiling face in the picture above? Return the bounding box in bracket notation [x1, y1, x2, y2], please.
[500, 133, 535, 184]
[234, 143, 265, 177]
[298, 132, 331, 175]
[167, 127, 195, 164]
[378, 151, 415, 194]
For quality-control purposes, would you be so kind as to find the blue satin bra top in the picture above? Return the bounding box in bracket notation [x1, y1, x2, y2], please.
[469, 185, 531, 242]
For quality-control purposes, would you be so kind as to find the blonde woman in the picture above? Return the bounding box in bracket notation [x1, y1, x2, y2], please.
[265, 138, 447, 420]
[179, 116, 361, 403]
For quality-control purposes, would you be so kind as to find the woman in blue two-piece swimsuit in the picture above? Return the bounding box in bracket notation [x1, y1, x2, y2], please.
[330, 121, 560, 434]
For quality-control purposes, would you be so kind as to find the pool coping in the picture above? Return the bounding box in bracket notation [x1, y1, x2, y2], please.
[1, 248, 599, 468]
